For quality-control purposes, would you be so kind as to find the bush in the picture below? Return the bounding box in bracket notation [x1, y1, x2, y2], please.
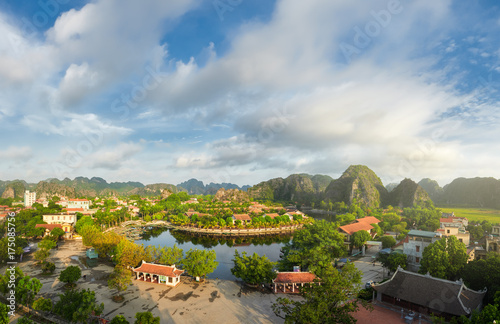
[33, 297, 53, 312]
[41, 262, 56, 274]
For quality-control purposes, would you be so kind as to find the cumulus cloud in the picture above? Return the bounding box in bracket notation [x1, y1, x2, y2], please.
[0, 146, 33, 161]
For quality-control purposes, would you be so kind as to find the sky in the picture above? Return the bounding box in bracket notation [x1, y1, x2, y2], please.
[0, 0, 499, 188]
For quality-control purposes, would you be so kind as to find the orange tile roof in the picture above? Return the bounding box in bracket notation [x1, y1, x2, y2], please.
[133, 262, 184, 277]
[233, 214, 252, 221]
[339, 222, 373, 236]
[274, 272, 316, 283]
[265, 213, 280, 219]
[356, 216, 381, 224]
[440, 218, 454, 223]
[35, 224, 63, 231]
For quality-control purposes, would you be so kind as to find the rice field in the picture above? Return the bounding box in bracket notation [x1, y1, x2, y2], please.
[438, 207, 500, 224]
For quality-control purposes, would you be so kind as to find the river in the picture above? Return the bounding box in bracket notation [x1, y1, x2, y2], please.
[135, 227, 291, 280]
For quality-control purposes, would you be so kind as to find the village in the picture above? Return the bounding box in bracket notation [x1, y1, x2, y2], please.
[1, 189, 500, 323]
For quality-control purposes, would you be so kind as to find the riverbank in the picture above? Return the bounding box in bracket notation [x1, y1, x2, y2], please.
[2, 239, 299, 324]
[109, 220, 304, 240]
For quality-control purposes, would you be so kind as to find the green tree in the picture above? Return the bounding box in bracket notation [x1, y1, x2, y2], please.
[350, 231, 371, 250]
[53, 289, 104, 323]
[33, 248, 51, 264]
[419, 236, 467, 280]
[59, 265, 81, 287]
[41, 261, 56, 274]
[50, 227, 66, 240]
[111, 315, 130, 324]
[33, 297, 53, 312]
[158, 245, 183, 266]
[17, 317, 34, 324]
[0, 301, 9, 324]
[460, 254, 500, 305]
[182, 249, 218, 280]
[231, 250, 277, 285]
[278, 220, 346, 275]
[16, 275, 42, 307]
[134, 311, 160, 324]
[108, 266, 132, 299]
[380, 236, 397, 249]
[384, 253, 408, 272]
[272, 263, 364, 324]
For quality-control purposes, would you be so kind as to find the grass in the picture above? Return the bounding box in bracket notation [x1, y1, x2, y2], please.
[437, 207, 500, 224]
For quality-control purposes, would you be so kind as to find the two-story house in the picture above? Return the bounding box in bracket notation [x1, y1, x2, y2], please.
[403, 230, 442, 272]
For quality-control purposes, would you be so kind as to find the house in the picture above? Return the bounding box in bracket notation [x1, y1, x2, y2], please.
[35, 224, 64, 236]
[232, 214, 252, 225]
[339, 222, 373, 242]
[43, 213, 77, 238]
[437, 226, 470, 247]
[373, 267, 486, 319]
[272, 271, 317, 293]
[403, 230, 442, 272]
[492, 225, 500, 237]
[132, 261, 184, 287]
[264, 213, 280, 219]
[67, 199, 91, 210]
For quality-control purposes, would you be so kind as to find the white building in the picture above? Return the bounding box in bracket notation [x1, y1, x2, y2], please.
[24, 190, 36, 207]
[403, 230, 442, 272]
[67, 199, 91, 210]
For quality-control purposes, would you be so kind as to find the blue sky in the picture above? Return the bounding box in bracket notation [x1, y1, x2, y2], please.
[0, 0, 499, 187]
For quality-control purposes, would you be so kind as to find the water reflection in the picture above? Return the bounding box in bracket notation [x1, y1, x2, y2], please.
[136, 227, 291, 280]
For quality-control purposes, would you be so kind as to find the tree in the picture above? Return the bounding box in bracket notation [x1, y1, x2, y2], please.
[53, 289, 104, 323]
[41, 262, 56, 274]
[0, 302, 9, 324]
[350, 231, 372, 250]
[134, 311, 160, 324]
[50, 227, 66, 240]
[16, 317, 34, 324]
[59, 265, 81, 287]
[34, 248, 51, 264]
[111, 315, 130, 324]
[419, 236, 467, 280]
[112, 239, 149, 268]
[278, 220, 346, 275]
[383, 253, 408, 273]
[460, 254, 500, 305]
[33, 297, 53, 312]
[182, 249, 218, 280]
[16, 275, 43, 306]
[380, 236, 397, 249]
[272, 263, 365, 324]
[108, 266, 132, 299]
[158, 245, 183, 266]
[231, 250, 277, 285]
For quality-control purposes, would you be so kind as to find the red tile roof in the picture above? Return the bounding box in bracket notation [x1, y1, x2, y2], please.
[69, 199, 90, 202]
[356, 216, 381, 224]
[265, 213, 280, 219]
[35, 224, 63, 231]
[233, 214, 252, 221]
[133, 262, 184, 277]
[339, 222, 373, 236]
[274, 272, 317, 284]
[440, 218, 454, 223]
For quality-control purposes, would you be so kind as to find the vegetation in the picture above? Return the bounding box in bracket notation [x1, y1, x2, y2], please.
[53, 288, 104, 323]
[460, 254, 500, 305]
[59, 265, 82, 287]
[182, 249, 218, 280]
[111, 315, 130, 324]
[0, 267, 42, 307]
[350, 230, 371, 250]
[419, 236, 468, 280]
[33, 297, 53, 312]
[380, 235, 396, 249]
[134, 311, 160, 324]
[439, 207, 500, 224]
[272, 263, 364, 324]
[108, 266, 132, 300]
[278, 220, 346, 275]
[0, 303, 8, 324]
[377, 253, 408, 273]
[231, 250, 277, 285]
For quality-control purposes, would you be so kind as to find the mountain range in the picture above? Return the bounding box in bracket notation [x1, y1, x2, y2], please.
[1, 166, 499, 209]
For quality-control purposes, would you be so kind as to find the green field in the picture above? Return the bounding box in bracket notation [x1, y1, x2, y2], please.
[438, 207, 500, 224]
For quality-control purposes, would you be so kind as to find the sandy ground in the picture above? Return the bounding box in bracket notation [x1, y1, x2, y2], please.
[3, 240, 301, 324]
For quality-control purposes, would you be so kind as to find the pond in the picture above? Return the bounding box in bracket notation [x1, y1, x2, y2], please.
[135, 227, 291, 280]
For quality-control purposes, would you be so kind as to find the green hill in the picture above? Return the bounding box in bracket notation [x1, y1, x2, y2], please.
[388, 178, 433, 208]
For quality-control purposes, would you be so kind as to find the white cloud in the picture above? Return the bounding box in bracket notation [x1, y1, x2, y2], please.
[0, 146, 33, 161]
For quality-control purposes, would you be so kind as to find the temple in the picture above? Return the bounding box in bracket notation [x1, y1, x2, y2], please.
[272, 271, 317, 293]
[132, 261, 184, 287]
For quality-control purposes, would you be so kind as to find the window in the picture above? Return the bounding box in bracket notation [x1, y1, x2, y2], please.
[459, 238, 463, 243]
[416, 246, 420, 252]
[416, 257, 420, 263]
[447, 229, 450, 234]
